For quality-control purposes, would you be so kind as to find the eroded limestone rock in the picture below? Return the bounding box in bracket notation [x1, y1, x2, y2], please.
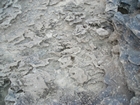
[0, 0, 138, 105]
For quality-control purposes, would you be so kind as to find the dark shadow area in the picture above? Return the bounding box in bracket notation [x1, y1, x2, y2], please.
[118, 2, 130, 14]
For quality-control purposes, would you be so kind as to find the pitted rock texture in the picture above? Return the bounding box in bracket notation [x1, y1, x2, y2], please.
[0, 0, 138, 105]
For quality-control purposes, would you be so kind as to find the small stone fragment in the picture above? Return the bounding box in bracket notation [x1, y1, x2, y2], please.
[96, 28, 110, 38]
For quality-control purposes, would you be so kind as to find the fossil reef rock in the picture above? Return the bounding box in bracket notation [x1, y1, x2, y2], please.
[0, 0, 140, 105]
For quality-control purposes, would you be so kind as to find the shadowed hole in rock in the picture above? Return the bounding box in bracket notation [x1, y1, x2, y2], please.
[72, 73, 75, 75]
[70, 56, 75, 61]
[118, 2, 130, 14]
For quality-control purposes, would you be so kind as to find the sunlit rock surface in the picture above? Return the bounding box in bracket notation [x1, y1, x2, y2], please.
[0, 0, 139, 105]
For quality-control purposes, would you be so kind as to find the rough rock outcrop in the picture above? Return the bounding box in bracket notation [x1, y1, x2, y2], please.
[0, 0, 140, 105]
[106, 0, 140, 104]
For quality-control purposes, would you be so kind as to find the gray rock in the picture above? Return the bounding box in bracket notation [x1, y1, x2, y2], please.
[1, 0, 140, 105]
[130, 96, 140, 105]
[109, 0, 140, 104]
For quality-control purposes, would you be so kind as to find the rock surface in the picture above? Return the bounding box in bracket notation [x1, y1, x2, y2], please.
[106, 0, 140, 104]
[0, 0, 139, 105]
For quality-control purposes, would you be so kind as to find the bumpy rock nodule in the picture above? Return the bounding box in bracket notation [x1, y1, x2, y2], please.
[0, 0, 139, 105]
